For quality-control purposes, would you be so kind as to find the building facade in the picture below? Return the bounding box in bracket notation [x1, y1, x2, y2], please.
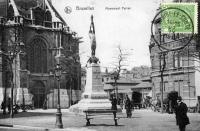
[0, 0, 82, 109]
[149, 2, 200, 107]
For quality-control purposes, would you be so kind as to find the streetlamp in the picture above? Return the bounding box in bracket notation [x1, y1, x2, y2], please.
[54, 47, 63, 129]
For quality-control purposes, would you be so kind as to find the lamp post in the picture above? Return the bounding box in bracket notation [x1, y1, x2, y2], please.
[54, 47, 63, 128]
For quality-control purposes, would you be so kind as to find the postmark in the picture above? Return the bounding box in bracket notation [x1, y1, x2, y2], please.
[151, 3, 198, 51]
[161, 3, 198, 34]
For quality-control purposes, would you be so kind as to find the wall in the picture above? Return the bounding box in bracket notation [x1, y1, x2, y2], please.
[47, 89, 81, 108]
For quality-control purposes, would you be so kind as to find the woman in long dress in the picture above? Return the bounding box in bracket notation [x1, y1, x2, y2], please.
[125, 95, 132, 118]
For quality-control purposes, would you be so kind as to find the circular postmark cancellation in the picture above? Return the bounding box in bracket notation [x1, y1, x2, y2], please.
[151, 3, 198, 51]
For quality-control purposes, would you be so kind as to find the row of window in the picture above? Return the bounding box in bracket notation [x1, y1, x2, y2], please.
[151, 51, 193, 70]
[7, 4, 53, 28]
[154, 80, 196, 98]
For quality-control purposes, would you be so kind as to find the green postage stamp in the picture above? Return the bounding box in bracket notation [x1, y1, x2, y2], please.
[161, 3, 198, 34]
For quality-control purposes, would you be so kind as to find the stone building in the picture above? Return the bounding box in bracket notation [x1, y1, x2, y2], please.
[0, 0, 82, 109]
[102, 71, 140, 99]
[149, 2, 200, 107]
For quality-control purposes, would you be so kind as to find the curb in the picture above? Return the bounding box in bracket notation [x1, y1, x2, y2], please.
[0, 124, 96, 131]
[0, 124, 13, 127]
[0, 124, 49, 131]
[14, 125, 49, 131]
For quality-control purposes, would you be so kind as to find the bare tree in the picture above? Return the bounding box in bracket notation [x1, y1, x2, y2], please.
[111, 45, 129, 102]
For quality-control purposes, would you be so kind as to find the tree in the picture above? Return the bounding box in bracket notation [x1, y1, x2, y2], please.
[111, 45, 129, 102]
[131, 66, 151, 79]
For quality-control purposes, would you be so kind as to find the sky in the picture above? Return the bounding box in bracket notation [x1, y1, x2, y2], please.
[52, 0, 160, 71]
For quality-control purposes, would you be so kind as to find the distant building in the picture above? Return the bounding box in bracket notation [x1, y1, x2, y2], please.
[102, 71, 152, 104]
[131, 77, 152, 99]
[103, 76, 140, 98]
[0, 0, 82, 108]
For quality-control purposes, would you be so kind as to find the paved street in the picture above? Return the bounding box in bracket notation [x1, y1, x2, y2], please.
[0, 109, 200, 131]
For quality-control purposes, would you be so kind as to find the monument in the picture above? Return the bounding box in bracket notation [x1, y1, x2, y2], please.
[69, 15, 113, 114]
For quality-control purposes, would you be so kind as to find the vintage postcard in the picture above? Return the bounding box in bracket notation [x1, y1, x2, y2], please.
[0, 0, 200, 131]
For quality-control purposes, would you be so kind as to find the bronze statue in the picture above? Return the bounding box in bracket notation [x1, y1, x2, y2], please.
[89, 15, 96, 57]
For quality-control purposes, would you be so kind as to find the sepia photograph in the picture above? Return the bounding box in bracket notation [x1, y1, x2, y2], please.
[0, 0, 200, 131]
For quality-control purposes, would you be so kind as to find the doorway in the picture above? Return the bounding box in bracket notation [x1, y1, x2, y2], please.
[132, 91, 142, 108]
[31, 81, 45, 108]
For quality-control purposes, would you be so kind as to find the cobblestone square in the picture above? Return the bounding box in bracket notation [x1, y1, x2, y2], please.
[0, 109, 200, 131]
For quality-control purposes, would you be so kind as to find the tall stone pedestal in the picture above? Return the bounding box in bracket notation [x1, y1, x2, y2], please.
[69, 63, 112, 114]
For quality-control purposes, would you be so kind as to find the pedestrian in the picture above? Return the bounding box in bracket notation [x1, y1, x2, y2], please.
[111, 95, 117, 118]
[120, 98, 123, 109]
[125, 95, 132, 118]
[1, 101, 5, 110]
[43, 97, 47, 110]
[175, 96, 190, 131]
[7, 97, 11, 114]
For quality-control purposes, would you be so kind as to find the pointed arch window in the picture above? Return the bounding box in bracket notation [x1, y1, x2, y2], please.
[45, 10, 52, 27]
[28, 38, 47, 73]
[7, 5, 14, 21]
[33, 7, 45, 26]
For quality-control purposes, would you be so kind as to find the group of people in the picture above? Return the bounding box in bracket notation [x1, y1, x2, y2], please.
[1, 97, 11, 114]
[111, 94, 190, 131]
[111, 94, 133, 118]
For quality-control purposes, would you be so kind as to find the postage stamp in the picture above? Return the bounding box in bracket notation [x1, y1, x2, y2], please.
[161, 3, 198, 34]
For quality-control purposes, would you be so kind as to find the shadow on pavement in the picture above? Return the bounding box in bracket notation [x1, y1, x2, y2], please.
[86, 124, 125, 127]
[119, 116, 141, 119]
[0, 112, 54, 119]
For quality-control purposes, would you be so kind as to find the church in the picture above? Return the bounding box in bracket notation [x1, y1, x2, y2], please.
[0, 0, 82, 109]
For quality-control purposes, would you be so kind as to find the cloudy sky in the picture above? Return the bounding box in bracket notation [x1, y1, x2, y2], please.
[52, 0, 160, 71]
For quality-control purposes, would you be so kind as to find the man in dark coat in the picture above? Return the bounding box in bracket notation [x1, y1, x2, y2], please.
[125, 95, 132, 118]
[175, 96, 190, 131]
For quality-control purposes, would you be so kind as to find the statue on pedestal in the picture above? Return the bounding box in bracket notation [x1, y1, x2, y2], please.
[69, 15, 114, 115]
[88, 15, 99, 64]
